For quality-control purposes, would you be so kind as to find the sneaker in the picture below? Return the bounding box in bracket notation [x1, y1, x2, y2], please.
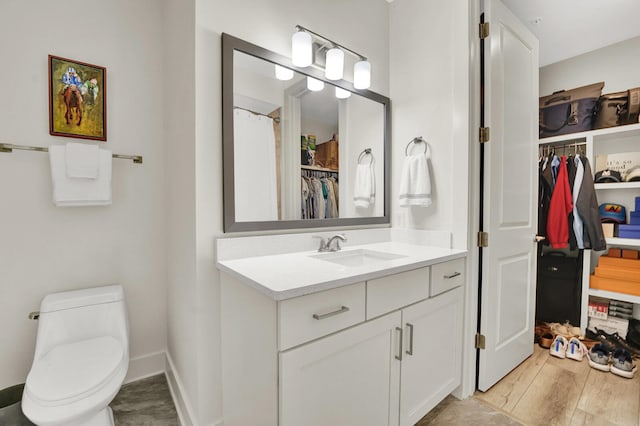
[611, 349, 637, 379]
[588, 343, 611, 372]
[566, 337, 588, 361]
[550, 335, 568, 359]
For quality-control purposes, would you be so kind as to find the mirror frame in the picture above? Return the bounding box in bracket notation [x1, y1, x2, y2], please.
[222, 33, 391, 232]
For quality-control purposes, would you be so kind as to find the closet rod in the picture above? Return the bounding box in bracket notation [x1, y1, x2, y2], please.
[234, 106, 281, 123]
[0, 143, 143, 164]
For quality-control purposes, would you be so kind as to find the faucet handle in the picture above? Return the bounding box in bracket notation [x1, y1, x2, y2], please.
[312, 235, 329, 252]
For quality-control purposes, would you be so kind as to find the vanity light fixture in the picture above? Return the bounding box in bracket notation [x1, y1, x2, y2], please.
[291, 30, 313, 67]
[335, 87, 351, 99]
[307, 76, 324, 92]
[292, 25, 371, 90]
[274, 64, 294, 80]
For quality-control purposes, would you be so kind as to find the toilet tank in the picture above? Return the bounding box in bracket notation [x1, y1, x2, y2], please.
[33, 285, 130, 361]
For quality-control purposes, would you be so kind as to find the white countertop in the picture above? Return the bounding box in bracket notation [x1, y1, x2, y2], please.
[217, 241, 467, 300]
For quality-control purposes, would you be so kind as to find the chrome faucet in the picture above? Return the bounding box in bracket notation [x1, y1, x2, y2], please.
[326, 234, 347, 252]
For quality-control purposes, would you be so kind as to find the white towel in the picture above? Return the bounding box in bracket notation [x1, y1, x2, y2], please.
[49, 145, 112, 206]
[65, 142, 99, 178]
[353, 163, 375, 208]
[399, 154, 431, 207]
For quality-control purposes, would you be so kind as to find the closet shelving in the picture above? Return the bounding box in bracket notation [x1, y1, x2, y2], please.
[539, 122, 640, 330]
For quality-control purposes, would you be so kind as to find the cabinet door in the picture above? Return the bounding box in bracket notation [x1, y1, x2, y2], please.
[399, 287, 463, 426]
[280, 311, 401, 426]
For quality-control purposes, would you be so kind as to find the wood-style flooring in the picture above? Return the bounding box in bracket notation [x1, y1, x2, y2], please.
[471, 344, 640, 426]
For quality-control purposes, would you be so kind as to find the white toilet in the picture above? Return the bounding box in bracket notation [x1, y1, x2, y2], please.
[22, 285, 129, 426]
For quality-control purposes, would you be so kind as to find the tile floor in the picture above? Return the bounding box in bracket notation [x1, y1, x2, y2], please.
[1, 374, 178, 426]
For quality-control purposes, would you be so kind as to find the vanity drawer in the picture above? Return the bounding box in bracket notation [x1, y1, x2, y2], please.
[430, 258, 465, 297]
[278, 282, 365, 350]
[366, 267, 429, 319]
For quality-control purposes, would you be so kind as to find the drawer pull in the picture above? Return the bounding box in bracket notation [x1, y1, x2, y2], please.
[312, 305, 350, 320]
[395, 327, 403, 361]
[406, 323, 414, 356]
[444, 272, 461, 279]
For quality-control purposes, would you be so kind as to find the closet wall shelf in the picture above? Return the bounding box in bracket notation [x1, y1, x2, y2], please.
[605, 237, 640, 247]
[301, 165, 338, 172]
[594, 182, 640, 190]
[538, 122, 640, 145]
[588, 288, 640, 305]
[0, 143, 143, 164]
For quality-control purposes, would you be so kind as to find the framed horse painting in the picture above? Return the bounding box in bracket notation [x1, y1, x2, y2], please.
[48, 55, 106, 141]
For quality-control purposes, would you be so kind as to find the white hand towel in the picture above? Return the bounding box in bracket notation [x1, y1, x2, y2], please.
[65, 142, 99, 178]
[49, 145, 112, 206]
[399, 154, 431, 207]
[353, 163, 375, 208]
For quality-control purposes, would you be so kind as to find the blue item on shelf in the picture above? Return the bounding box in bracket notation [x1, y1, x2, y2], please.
[636, 196, 640, 212]
[630, 211, 640, 225]
[618, 224, 640, 239]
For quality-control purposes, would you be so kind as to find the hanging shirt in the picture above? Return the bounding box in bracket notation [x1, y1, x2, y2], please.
[572, 156, 585, 249]
[546, 155, 573, 248]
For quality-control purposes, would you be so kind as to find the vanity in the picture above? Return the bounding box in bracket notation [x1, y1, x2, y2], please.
[217, 230, 466, 426]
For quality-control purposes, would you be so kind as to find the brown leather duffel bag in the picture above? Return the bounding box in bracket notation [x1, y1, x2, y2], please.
[594, 87, 640, 129]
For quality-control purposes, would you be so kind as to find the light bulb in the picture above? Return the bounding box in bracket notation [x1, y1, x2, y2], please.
[354, 60, 371, 89]
[291, 31, 312, 67]
[335, 87, 351, 99]
[307, 76, 324, 92]
[274, 64, 294, 81]
[325, 48, 344, 80]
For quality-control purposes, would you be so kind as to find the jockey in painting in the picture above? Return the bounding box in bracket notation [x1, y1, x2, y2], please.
[62, 67, 82, 89]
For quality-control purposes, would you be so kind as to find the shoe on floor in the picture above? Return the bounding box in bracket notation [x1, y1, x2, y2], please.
[588, 343, 611, 372]
[550, 335, 568, 359]
[566, 337, 588, 361]
[611, 348, 637, 379]
[539, 332, 554, 349]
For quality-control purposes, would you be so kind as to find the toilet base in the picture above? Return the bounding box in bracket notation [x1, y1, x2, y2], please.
[69, 406, 114, 426]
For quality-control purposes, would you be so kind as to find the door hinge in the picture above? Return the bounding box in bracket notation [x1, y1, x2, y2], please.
[475, 333, 486, 350]
[479, 127, 490, 143]
[479, 22, 490, 39]
[477, 231, 489, 247]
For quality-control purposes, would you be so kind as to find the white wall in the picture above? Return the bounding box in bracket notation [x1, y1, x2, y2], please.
[0, 0, 166, 390]
[540, 36, 640, 96]
[389, 0, 469, 249]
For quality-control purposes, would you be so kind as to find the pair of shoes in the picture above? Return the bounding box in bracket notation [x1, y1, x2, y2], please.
[587, 344, 638, 378]
[588, 328, 640, 358]
[548, 322, 582, 339]
[550, 336, 588, 361]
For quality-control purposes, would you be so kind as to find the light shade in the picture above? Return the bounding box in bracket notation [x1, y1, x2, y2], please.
[335, 87, 351, 99]
[274, 64, 294, 81]
[292, 31, 313, 67]
[354, 60, 371, 89]
[307, 76, 324, 92]
[325, 48, 344, 80]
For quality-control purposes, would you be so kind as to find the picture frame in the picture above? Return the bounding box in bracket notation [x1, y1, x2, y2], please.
[48, 55, 107, 141]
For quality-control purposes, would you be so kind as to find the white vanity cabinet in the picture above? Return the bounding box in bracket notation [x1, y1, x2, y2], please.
[220, 257, 465, 426]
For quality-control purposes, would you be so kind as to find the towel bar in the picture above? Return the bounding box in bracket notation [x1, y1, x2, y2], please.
[0, 143, 143, 164]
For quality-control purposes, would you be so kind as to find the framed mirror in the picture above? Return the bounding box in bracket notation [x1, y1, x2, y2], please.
[222, 33, 390, 232]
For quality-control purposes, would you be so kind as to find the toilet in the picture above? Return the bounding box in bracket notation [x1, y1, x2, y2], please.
[22, 285, 129, 426]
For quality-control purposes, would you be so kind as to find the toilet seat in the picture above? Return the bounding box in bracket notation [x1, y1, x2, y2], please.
[25, 336, 126, 407]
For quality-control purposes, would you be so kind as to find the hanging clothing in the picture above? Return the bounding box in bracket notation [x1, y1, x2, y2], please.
[572, 156, 585, 249]
[575, 157, 606, 251]
[546, 155, 573, 248]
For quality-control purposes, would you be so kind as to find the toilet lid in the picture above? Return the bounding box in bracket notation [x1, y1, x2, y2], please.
[26, 335, 125, 405]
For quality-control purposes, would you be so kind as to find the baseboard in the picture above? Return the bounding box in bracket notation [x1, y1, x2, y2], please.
[165, 352, 197, 426]
[124, 350, 166, 384]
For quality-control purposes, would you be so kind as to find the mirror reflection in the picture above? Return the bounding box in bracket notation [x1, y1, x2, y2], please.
[223, 34, 390, 232]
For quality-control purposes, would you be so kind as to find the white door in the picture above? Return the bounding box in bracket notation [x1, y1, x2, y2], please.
[399, 287, 463, 426]
[478, 0, 539, 391]
[279, 311, 401, 426]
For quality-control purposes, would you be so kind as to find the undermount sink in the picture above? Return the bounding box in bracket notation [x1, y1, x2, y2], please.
[310, 249, 406, 267]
